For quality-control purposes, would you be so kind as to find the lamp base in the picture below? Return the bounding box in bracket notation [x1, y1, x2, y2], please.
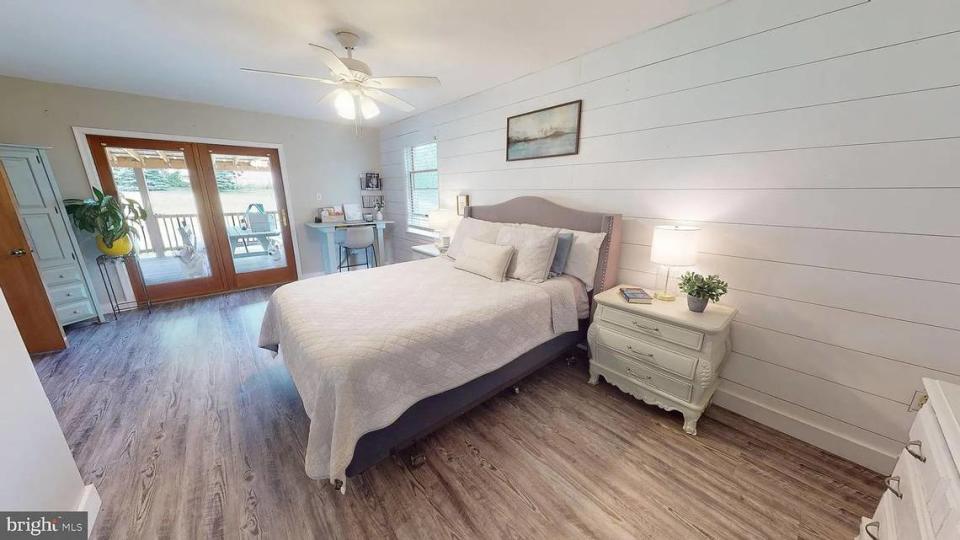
[654, 291, 676, 301]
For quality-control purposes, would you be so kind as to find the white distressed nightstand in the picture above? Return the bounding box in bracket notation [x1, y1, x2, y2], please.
[587, 285, 737, 435]
[411, 243, 441, 259]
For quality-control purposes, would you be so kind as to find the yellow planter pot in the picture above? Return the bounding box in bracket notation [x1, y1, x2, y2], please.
[96, 234, 133, 256]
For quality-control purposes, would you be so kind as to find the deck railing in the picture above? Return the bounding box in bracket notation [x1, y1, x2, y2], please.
[133, 211, 279, 255]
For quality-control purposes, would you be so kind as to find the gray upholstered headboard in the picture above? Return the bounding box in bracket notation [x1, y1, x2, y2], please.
[464, 196, 622, 293]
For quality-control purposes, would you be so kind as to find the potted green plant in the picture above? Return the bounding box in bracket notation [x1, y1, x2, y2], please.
[677, 271, 728, 313]
[64, 187, 147, 257]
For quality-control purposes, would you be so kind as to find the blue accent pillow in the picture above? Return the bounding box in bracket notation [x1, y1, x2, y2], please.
[549, 232, 575, 277]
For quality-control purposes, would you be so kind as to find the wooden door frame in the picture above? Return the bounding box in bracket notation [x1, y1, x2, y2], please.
[72, 127, 302, 301]
[195, 143, 298, 290]
[86, 135, 231, 303]
[0, 163, 66, 353]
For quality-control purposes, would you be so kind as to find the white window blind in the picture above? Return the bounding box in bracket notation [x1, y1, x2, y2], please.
[404, 142, 439, 230]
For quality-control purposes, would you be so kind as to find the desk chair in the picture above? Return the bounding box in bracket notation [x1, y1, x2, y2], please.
[338, 226, 377, 271]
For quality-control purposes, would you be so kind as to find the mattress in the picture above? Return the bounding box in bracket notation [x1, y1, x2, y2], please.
[258, 257, 581, 487]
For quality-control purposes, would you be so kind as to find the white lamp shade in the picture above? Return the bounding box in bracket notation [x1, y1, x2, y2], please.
[428, 208, 456, 232]
[333, 90, 356, 120]
[650, 225, 700, 267]
[359, 95, 380, 119]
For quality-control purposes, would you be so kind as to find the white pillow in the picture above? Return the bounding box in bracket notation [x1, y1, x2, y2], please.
[561, 228, 606, 291]
[453, 238, 514, 282]
[447, 218, 503, 260]
[495, 224, 559, 283]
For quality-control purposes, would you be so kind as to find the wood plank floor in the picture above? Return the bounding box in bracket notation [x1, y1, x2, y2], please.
[35, 287, 883, 539]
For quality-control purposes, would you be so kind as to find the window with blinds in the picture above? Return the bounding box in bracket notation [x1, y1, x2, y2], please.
[404, 142, 439, 230]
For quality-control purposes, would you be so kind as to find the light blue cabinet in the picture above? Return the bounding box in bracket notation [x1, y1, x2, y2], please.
[0, 145, 102, 325]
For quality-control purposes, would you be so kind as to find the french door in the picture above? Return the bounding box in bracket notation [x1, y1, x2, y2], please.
[87, 135, 297, 303]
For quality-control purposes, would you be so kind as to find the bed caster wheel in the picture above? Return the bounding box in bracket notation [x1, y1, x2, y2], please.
[407, 452, 427, 469]
[565, 355, 578, 367]
[512, 384, 521, 395]
[333, 479, 344, 492]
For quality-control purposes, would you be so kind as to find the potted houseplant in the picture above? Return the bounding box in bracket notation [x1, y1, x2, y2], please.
[64, 187, 147, 256]
[677, 271, 728, 313]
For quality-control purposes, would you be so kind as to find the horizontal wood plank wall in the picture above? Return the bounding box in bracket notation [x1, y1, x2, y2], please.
[378, 0, 960, 472]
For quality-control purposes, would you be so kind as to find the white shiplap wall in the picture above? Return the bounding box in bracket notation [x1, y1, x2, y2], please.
[378, 0, 960, 473]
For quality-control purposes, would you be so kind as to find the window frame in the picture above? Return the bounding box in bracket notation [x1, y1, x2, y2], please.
[404, 142, 439, 236]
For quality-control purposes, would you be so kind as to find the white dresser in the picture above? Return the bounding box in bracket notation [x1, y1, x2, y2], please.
[858, 378, 960, 539]
[587, 286, 736, 435]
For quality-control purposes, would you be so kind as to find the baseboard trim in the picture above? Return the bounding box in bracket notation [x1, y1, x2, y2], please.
[76, 483, 101, 537]
[710, 382, 900, 474]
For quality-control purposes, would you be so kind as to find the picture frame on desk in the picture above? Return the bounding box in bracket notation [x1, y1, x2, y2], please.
[343, 203, 363, 222]
[362, 194, 384, 209]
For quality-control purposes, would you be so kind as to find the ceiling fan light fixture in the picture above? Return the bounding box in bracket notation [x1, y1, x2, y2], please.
[333, 89, 356, 120]
[359, 95, 380, 119]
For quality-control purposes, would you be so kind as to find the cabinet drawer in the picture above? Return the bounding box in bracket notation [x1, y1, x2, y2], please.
[908, 405, 960, 535]
[594, 348, 693, 402]
[597, 305, 704, 351]
[596, 325, 697, 379]
[42, 265, 83, 286]
[47, 282, 89, 306]
[55, 299, 96, 325]
[886, 451, 934, 540]
[866, 492, 898, 539]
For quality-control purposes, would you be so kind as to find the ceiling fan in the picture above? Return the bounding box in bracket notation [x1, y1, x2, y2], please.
[242, 31, 440, 124]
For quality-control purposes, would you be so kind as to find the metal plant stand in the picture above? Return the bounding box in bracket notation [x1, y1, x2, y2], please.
[96, 253, 152, 320]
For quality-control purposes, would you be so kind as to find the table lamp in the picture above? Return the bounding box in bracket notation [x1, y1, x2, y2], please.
[428, 208, 456, 250]
[650, 225, 700, 301]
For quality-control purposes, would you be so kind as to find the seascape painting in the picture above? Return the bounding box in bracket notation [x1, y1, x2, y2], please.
[506, 100, 581, 161]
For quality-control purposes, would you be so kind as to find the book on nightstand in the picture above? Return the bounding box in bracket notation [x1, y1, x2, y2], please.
[619, 287, 653, 304]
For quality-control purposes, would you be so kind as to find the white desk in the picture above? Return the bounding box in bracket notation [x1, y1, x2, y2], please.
[305, 220, 393, 274]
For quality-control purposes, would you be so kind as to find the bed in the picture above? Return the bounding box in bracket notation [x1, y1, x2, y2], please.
[259, 196, 622, 490]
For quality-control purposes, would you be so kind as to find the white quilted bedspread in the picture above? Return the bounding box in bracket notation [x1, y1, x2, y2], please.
[258, 257, 580, 486]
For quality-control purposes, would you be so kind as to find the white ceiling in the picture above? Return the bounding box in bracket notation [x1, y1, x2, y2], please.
[0, 0, 721, 126]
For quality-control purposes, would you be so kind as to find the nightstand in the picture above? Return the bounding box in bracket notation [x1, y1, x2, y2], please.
[411, 243, 441, 259]
[587, 285, 737, 435]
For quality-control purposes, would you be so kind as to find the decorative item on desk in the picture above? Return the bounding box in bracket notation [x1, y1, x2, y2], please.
[319, 205, 345, 223]
[361, 172, 381, 190]
[428, 208, 457, 250]
[374, 199, 384, 221]
[64, 187, 147, 256]
[677, 272, 728, 313]
[456, 194, 470, 216]
[343, 203, 363, 222]
[650, 225, 700, 301]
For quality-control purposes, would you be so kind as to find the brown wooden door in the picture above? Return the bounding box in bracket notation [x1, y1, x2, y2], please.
[87, 135, 230, 303]
[195, 144, 297, 289]
[0, 163, 66, 353]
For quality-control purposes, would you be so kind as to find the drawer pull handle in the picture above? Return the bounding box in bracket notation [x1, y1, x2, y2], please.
[864, 521, 879, 540]
[883, 476, 902, 499]
[624, 367, 652, 381]
[906, 440, 926, 462]
[631, 321, 660, 333]
[625, 345, 654, 359]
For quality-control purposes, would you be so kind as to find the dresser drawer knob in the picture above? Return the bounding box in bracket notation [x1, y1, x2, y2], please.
[906, 440, 926, 462]
[883, 476, 903, 499]
[864, 521, 879, 540]
[625, 345, 654, 359]
[631, 321, 660, 333]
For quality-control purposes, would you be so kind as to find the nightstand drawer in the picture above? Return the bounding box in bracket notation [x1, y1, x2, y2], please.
[595, 348, 693, 402]
[596, 326, 698, 379]
[597, 305, 704, 351]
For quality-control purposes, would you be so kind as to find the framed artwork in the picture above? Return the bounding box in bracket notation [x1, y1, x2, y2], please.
[319, 205, 344, 223]
[343, 203, 363, 222]
[506, 100, 582, 161]
[361, 172, 382, 190]
[456, 194, 470, 216]
[362, 194, 384, 209]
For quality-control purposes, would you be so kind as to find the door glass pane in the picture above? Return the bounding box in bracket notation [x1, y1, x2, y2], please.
[107, 147, 213, 285]
[210, 153, 287, 273]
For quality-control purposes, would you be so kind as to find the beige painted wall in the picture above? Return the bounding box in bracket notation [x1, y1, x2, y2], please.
[0, 75, 380, 281]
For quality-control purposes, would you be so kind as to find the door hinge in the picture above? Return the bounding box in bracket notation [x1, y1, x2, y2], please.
[36, 155, 41, 163]
[53, 205, 60, 214]
[71, 252, 77, 261]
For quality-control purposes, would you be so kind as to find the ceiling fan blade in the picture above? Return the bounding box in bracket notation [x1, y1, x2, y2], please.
[364, 76, 441, 89]
[240, 68, 337, 84]
[363, 88, 415, 112]
[318, 89, 341, 106]
[307, 43, 352, 79]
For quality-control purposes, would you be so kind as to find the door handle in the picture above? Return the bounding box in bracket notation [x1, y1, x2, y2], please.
[9, 248, 28, 257]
